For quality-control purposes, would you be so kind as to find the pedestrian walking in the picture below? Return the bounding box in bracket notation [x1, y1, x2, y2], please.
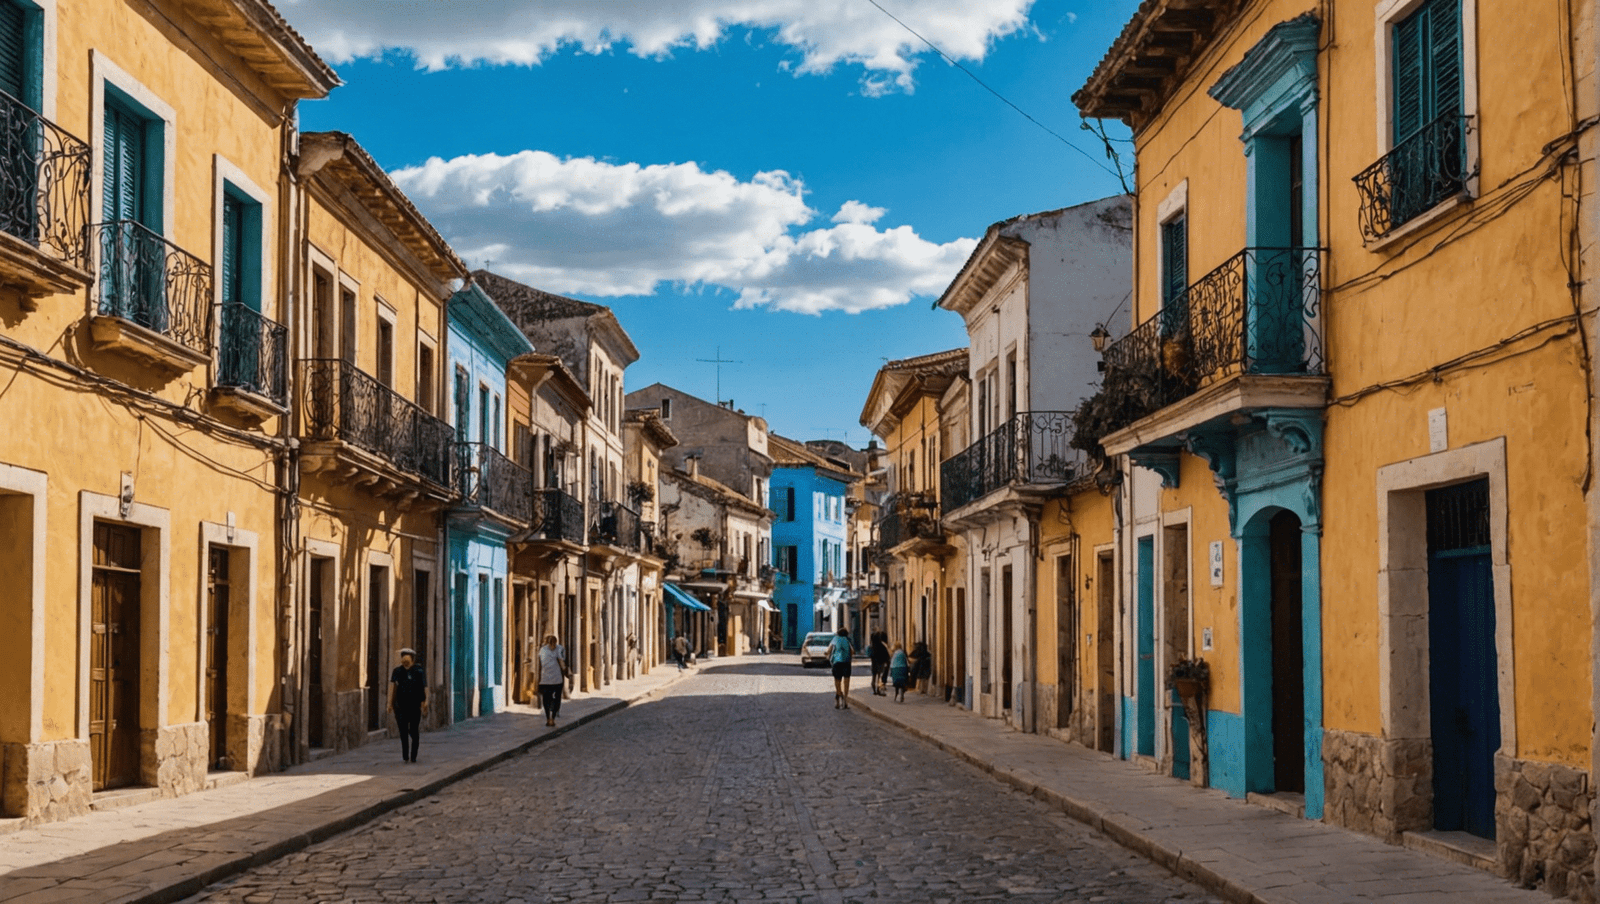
[888, 643, 910, 702]
[909, 640, 932, 695]
[388, 648, 427, 763]
[537, 635, 569, 727]
[868, 631, 890, 696]
[673, 633, 691, 670]
[827, 626, 854, 709]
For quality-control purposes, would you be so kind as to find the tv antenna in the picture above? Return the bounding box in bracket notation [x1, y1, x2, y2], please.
[695, 346, 743, 405]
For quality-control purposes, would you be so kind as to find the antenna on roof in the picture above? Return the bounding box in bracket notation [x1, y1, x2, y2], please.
[695, 346, 742, 407]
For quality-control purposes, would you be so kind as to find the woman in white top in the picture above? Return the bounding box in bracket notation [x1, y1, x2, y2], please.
[536, 635, 567, 727]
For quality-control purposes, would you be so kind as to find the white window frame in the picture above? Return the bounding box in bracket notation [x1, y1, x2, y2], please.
[90, 50, 176, 240]
[1372, 0, 1481, 196]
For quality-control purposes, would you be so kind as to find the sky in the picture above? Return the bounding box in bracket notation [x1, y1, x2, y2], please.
[280, 0, 1142, 448]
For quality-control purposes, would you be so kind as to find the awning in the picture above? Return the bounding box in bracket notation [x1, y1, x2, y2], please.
[756, 598, 777, 612]
[813, 588, 846, 613]
[664, 582, 712, 612]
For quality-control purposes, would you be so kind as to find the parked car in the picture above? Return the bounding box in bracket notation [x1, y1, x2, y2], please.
[799, 632, 837, 667]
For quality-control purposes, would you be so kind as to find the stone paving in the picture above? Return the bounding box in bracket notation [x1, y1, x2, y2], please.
[189, 660, 1222, 904]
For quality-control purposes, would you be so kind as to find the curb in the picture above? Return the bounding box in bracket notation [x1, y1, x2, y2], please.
[852, 697, 1264, 904]
[130, 669, 693, 904]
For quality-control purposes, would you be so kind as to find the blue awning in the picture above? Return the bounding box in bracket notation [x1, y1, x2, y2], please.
[664, 582, 712, 612]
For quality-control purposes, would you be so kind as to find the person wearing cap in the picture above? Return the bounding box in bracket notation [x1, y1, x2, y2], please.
[388, 648, 427, 763]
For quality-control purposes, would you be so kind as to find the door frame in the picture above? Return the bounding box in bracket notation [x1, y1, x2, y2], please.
[198, 522, 258, 770]
[1376, 437, 1514, 828]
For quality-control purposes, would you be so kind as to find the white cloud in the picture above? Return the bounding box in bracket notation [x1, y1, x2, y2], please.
[831, 201, 886, 225]
[277, 0, 1034, 93]
[390, 151, 976, 315]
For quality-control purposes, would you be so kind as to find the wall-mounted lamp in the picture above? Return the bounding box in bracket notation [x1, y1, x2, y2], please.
[1089, 324, 1111, 353]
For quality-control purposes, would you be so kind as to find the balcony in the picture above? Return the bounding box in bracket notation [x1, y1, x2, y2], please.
[299, 358, 454, 500]
[456, 442, 532, 526]
[876, 492, 950, 557]
[89, 220, 212, 374]
[0, 89, 92, 305]
[940, 411, 1084, 516]
[590, 500, 643, 554]
[211, 302, 288, 421]
[1091, 248, 1327, 459]
[1354, 114, 1471, 242]
[525, 487, 586, 548]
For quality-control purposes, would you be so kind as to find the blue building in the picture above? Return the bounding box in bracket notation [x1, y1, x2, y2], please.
[768, 435, 856, 649]
[445, 282, 534, 721]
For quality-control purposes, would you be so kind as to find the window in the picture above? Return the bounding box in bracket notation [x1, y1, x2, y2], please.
[478, 385, 490, 444]
[0, 0, 40, 110]
[492, 394, 502, 450]
[100, 93, 164, 324]
[784, 486, 796, 522]
[218, 189, 261, 311]
[1387, 0, 1466, 228]
[375, 314, 394, 388]
[339, 285, 357, 363]
[1006, 351, 1017, 419]
[777, 545, 798, 581]
[661, 397, 672, 420]
[416, 344, 435, 413]
[1161, 214, 1188, 310]
[312, 269, 334, 359]
[453, 366, 470, 440]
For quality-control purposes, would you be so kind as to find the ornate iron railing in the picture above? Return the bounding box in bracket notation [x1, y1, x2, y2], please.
[530, 487, 585, 544]
[1354, 114, 1471, 240]
[94, 220, 212, 354]
[591, 500, 643, 552]
[456, 442, 532, 523]
[1095, 247, 1324, 431]
[0, 90, 90, 269]
[299, 359, 453, 487]
[216, 303, 287, 405]
[876, 492, 944, 549]
[940, 411, 1083, 514]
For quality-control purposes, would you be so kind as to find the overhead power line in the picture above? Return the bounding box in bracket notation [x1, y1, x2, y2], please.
[862, 0, 1131, 192]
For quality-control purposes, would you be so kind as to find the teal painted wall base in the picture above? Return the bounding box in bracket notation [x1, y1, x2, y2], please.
[1120, 695, 1136, 760]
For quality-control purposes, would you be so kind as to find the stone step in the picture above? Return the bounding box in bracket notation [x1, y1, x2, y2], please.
[1403, 829, 1498, 872]
[90, 786, 162, 811]
[205, 771, 249, 791]
[0, 817, 22, 836]
[1245, 790, 1305, 819]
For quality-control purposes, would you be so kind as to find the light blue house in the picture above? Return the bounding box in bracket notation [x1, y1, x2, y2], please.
[768, 435, 854, 649]
[446, 282, 534, 722]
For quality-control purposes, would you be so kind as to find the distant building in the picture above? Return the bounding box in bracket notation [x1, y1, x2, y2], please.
[626, 383, 773, 508]
[769, 435, 859, 649]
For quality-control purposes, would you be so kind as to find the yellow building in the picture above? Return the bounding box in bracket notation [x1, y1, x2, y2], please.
[290, 131, 465, 756]
[1077, 0, 1594, 893]
[0, 0, 335, 821]
[622, 406, 677, 672]
[859, 349, 969, 701]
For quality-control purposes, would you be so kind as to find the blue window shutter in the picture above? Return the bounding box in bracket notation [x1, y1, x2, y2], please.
[0, 1, 27, 103]
[103, 103, 145, 224]
[1428, 0, 1463, 118]
[1392, 10, 1427, 141]
[220, 194, 241, 307]
[1161, 215, 1186, 306]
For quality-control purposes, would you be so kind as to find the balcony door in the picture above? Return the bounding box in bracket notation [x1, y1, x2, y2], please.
[101, 97, 159, 327]
[0, 0, 39, 244]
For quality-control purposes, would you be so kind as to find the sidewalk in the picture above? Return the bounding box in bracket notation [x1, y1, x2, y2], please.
[850, 686, 1550, 904]
[0, 663, 696, 904]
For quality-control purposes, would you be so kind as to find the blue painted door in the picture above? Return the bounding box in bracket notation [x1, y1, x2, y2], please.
[1171, 687, 1190, 780]
[1426, 479, 1498, 839]
[452, 574, 469, 722]
[1136, 537, 1155, 757]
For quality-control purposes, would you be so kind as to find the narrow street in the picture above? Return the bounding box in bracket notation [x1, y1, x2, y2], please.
[190, 660, 1222, 903]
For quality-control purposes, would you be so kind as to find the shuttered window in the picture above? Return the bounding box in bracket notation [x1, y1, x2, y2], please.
[102, 99, 149, 227]
[1392, 0, 1462, 143]
[220, 194, 243, 307]
[0, 0, 28, 104]
[1161, 215, 1186, 306]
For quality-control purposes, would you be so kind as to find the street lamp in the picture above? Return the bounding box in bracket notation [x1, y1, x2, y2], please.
[1089, 324, 1111, 353]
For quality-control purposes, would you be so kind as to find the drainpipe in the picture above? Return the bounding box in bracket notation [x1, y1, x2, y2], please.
[1024, 511, 1039, 735]
[278, 105, 305, 766]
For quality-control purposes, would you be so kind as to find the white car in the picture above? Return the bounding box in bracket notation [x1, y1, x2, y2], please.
[799, 632, 838, 667]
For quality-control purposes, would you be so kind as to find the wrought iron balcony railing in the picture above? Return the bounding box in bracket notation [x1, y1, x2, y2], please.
[94, 220, 212, 355]
[591, 500, 643, 552]
[456, 442, 532, 523]
[1354, 114, 1471, 241]
[530, 487, 585, 544]
[940, 411, 1083, 514]
[1095, 247, 1324, 431]
[300, 359, 453, 488]
[876, 492, 944, 549]
[216, 303, 287, 405]
[0, 89, 90, 269]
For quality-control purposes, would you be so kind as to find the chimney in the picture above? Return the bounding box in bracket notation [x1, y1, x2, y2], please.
[686, 455, 700, 479]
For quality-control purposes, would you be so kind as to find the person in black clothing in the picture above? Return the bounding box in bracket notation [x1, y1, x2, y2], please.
[868, 632, 891, 696]
[388, 648, 428, 763]
[909, 641, 932, 695]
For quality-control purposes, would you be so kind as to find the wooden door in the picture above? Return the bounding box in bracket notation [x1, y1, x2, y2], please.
[91, 522, 141, 791]
[366, 566, 385, 732]
[1268, 510, 1305, 793]
[307, 557, 326, 748]
[1095, 552, 1116, 753]
[205, 547, 230, 768]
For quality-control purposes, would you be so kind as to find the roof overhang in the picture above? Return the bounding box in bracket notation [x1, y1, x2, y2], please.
[1073, 0, 1248, 132]
[934, 230, 1029, 318]
[510, 353, 591, 411]
[179, 0, 340, 100]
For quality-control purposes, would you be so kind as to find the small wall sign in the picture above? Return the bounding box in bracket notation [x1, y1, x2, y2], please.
[1209, 541, 1224, 586]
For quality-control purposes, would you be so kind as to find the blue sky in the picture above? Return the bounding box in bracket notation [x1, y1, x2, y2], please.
[282, 0, 1140, 447]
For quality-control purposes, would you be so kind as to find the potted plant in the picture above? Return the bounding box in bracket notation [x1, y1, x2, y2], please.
[1168, 657, 1210, 700]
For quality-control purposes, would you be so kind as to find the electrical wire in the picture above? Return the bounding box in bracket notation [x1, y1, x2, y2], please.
[861, 0, 1130, 190]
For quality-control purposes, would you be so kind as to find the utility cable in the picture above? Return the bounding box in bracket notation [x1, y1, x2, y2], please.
[862, 0, 1130, 191]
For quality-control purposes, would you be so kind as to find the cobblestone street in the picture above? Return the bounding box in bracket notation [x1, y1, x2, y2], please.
[190, 660, 1222, 904]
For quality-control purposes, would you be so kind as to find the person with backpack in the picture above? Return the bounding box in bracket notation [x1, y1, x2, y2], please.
[826, 626, 854, 709]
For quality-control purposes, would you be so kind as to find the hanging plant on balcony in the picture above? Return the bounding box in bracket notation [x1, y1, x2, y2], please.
[627, 479, 654, 505]
[691, 526, 719, 551]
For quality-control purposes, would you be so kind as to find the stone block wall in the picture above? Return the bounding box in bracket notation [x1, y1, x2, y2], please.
[145, 722, 208, 797]
[0, 740, 91, 823]
[1495, 754, 1595, 902]
[1322, 729, 1431, 841]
